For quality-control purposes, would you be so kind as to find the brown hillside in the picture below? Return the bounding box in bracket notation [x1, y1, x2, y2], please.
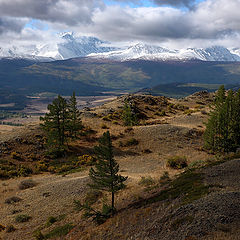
[1, 92, 239, 240]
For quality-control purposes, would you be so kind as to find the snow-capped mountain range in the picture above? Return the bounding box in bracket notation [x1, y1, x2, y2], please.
[1, 32, 240, 62]
[0, 32, 117, 61]
[89, 44, 240, 62]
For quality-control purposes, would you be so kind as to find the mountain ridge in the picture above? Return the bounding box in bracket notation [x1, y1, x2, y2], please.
[89, 43, 240, 62]
[1, 33, 240, 62]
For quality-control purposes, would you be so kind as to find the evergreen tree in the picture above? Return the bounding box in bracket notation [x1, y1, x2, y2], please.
[40, 95, 69, 153]
[122, 101, 138, 126]
[68, 91, 83, 138]
[233, 89, 240, 146]
[89, 131, 128, 212]
[204, 86, 240, 152]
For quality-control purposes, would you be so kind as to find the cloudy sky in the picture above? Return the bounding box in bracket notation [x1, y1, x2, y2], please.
[0, 0, 240, 49]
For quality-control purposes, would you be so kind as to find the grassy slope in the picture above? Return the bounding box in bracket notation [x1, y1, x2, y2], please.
[2, 93, 240, 239]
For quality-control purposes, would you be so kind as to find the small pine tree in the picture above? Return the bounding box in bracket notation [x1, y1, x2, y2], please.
[89, 131, 128, 212]
[68, 91, 83, 138]
[122, 101, 138, 126]
[40, 95, 69, 154]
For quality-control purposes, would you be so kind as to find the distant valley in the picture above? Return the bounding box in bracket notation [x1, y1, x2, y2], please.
[2, 57, 240, 111]
[2, 33, 240, 111]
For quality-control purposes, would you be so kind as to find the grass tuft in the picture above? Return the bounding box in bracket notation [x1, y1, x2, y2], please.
[44, 224, 74, 239]
[15, 214, 31, 223]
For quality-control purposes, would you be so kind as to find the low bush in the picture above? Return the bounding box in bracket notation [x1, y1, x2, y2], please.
[77, 155, 96, 166]
[201, 110, 208, 115]
[120, 138, 139, 147]
[138, 176, 155, 187]
[184, 109, 198, 115]
[155, 110, 166, 116]
[188, 160, 205, 169]
[6, 225, 16, 233]
[124, 127, 133, 133]
[11, 209, 22, 214]
[36, 161, 48, 172]
[45, 216, 57, 227]
[44, 224, 74, 239]
[17, 165, 33, 177]
[55, 164, 72, 173]
[0, 224, 5, 232]
[5, 196, 22, 204]
[19, 179, 37, 190]
[112, 120, 119, 125]
[167, 156, 188, 169]
[0, 163, 32, 179]
[102, 116, 111, 121]
[174, 104, 189, 111]
[126, 138, 139, 146]
[33, 230, 44, 240]
[142, 149, 152, 154]
[11, 152, 22, 160]
[15, 214, 31, 223]
[101, 124, 109, 129]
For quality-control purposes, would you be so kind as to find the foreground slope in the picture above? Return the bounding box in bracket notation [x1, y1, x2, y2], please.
[1, 93, 240, 240]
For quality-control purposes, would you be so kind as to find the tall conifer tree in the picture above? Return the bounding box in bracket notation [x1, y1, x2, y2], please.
[68, 91, 83, 138]
[40, 95, 69, 153]
[89, 131, 128, 212]
[204, 86, 240, 152]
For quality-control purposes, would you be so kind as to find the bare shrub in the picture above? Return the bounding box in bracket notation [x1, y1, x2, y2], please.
[167, 156, 188, 169]
[19, 179, 37, 190]
[5, 196, 22, 204]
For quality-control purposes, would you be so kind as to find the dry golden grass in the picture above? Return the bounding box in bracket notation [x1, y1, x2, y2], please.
[1, 92, 226, 240]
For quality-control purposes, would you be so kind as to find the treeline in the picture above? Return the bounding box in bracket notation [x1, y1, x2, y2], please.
[204, 85, 240, 152]
[0, 111, 27, 120]
[40, 92, 83, 155]
[0, 122, 23, 126]
[0, 90, 28, 111]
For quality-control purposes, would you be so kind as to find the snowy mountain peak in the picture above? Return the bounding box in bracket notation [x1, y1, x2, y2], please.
[89, 43, 240, 62]
[0, 34, 117, 61]
[60, 32, 75, 41]
[128, 43, 173, 55]
[1, 35, 240, 62]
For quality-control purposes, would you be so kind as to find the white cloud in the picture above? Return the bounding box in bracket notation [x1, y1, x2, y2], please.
[0, 0, 104, 25]
[1, 0, 240, 49]
[0, 17, 27, 34]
